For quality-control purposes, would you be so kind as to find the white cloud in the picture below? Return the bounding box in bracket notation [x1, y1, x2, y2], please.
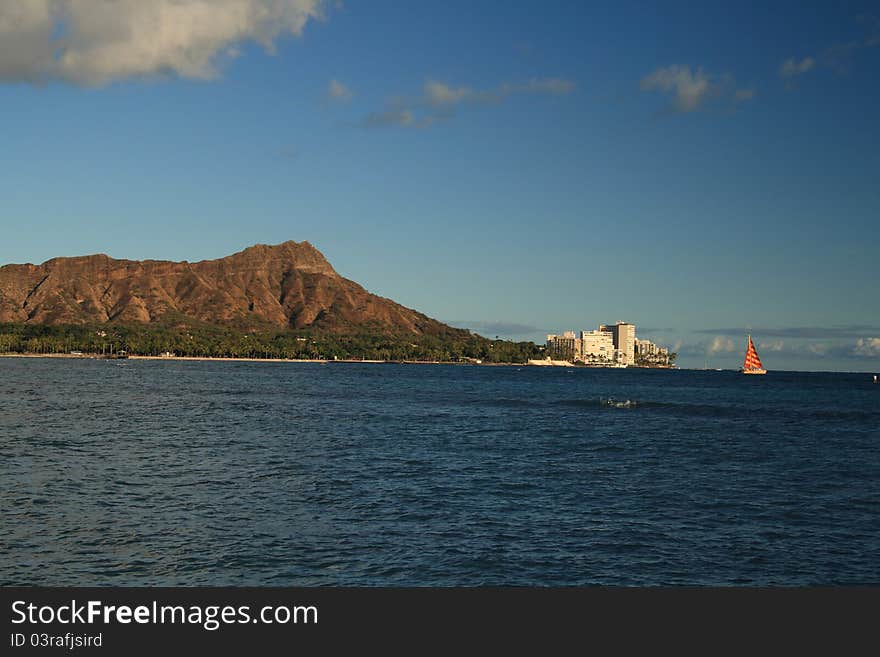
[640, 65, 714, 113]
[424, 78, 575, 107]
[328, 78, 352, 102]
[707, 336, 736, 355]
[779, 56, 815, 78]
[758, 340, 785, 352]
[424, 81, 471, 106]
[854, 337, 880, 356]
[0, 0, 54, 82]
[779, 19, 880, 82]
[363, 107, 417, 128]
[640, 65, 757, 115]
[363, 77, 575, 128]
[500, 77, 576, 97]
[0, 0, 326, 86]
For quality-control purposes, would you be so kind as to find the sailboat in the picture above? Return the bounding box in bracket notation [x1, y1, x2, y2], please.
[741, 335, 767, 375]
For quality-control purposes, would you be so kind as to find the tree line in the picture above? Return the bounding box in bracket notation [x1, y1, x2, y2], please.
[0, 322, 544, 364]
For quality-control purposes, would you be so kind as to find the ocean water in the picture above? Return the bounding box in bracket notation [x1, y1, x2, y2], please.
[1, 358, 878, 586]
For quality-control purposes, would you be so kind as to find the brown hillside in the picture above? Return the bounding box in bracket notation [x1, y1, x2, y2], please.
[0, 241, 462, 336]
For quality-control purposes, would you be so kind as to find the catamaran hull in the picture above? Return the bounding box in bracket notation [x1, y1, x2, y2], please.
[741, 369, 766, 375]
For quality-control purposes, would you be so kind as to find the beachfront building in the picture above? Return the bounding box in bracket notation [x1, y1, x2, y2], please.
[546, 331, 577, 360]
[579, 330, 615, 364]
[600, 321, 636, 366]
[545, 322, 674, 367]
[544, 321, 682, 367]
[635, 338, 671, 365]
[635, 338, 657, 356]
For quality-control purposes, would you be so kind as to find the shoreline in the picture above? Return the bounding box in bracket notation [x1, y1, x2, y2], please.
[0, 354, 871, 374]
[0, 352, 514, 366]
[0, 352, 669, 369]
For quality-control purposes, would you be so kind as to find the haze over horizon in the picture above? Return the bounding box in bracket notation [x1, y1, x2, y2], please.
[1, 1, 878, 371]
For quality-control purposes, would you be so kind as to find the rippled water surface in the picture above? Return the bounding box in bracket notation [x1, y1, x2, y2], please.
[1, 358, 878, 585]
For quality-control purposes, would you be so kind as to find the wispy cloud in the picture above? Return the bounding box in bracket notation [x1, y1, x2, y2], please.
[328, 78, 353, 103]
[678, 335, 880, 362]
[779, 56, 815, 79]
[424, 78, 574, 108]
[707, 336, 737, 355]
[424, 81, 471, 106]
[854, 337, 880, 357]
[0, 0, 327, 86]
[448, 321, 542, 337]
[639, 65, 752, 114]
[793, 339, 880, 360]
[640, 66, 713, 112]
[362, 107, 421, 129]
[822, 16, 880, 74]
[362, 77, 575, 129]
[779, 15, 880, 83]
[696, 325, 880, 339]
[683, 329, 880, 362]
[758, 340, 786, 352]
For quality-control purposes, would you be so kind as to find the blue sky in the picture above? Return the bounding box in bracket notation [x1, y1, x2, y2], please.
[1, 1, 878, 370]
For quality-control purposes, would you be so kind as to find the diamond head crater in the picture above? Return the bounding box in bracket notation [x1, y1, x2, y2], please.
[0, 240, 539, 363]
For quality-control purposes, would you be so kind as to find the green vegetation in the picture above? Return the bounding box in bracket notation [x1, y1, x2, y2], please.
[634, 351, 677, 367]
[546, 343, 575, 361]
[0, 322, 543, 364]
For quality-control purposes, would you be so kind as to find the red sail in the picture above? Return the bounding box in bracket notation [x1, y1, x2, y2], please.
[743, 336, 764, 371]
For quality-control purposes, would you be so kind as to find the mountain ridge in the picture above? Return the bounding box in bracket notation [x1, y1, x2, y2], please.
[0, 241, 464, 337]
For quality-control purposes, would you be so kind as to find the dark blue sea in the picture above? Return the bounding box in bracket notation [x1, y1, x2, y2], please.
[1, 358, 878, 586]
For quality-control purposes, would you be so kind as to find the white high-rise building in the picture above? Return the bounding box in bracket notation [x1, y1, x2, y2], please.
[600, 321, 636, 365]
[579, 330, 615, 363]
[635, 338, 656, 356]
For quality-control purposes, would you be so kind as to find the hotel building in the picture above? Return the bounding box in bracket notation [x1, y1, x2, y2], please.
[599, 321, 636, 366]
[579, 330, 615, 363]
